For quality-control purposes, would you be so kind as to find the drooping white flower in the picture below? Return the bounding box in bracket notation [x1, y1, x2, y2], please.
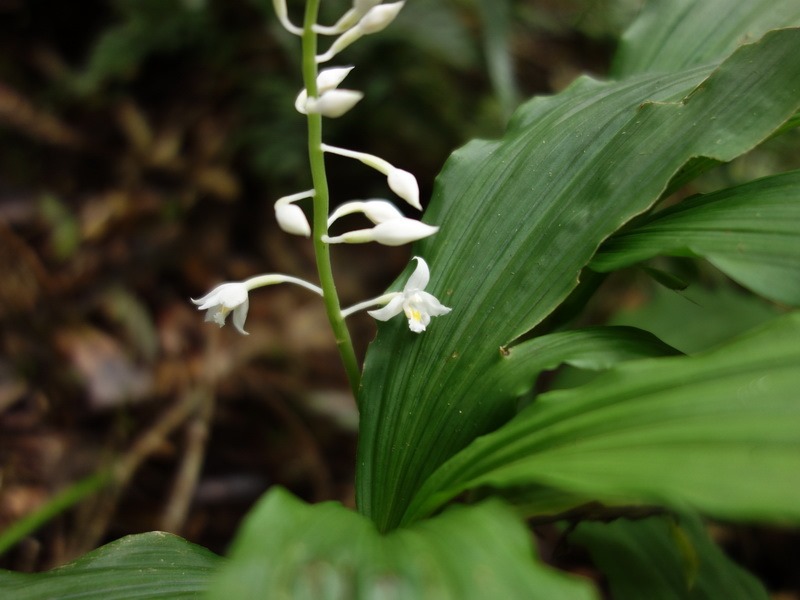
[367, 257, 451, 332]
[316, 2, 406, 63]
[323, 218, 438, 246]
[275, 203, 311, 237]
[321, 144, 421, 209]
[192, 274, 323, 336]
[386, 167, 419, 209]
[274, 189, 314, 237]
[295, 67, 363, 118]
[192, 283, 251, 334]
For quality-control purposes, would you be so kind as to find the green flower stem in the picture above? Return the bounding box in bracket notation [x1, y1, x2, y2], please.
[302, 0, 361, 398]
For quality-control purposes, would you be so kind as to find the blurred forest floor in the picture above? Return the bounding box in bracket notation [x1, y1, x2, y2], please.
[0, 0, 797, 596]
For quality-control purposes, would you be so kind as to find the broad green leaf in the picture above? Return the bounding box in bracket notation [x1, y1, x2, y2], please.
[404, 312, 800, 526]
[357, 28, 800, 531]
[591, 170, 800, 305]
[610, 282, 782, 354]
[208, 487, 596, 600]
[0, 532, 219, 599]
[612, 0, 800, 77]
[571, 514, 768, 600]
[478, 326, 679, 402]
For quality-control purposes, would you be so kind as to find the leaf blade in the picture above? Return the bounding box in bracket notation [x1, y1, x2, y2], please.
[612, 0, 800, 76]
[571, 514, 769, 600]
[0, 532, 220, 599]
[592, 170, 800, 305]
[405, 312, 800, 525]
[208, 487, 597, 600]
[357, 28, 800, 530]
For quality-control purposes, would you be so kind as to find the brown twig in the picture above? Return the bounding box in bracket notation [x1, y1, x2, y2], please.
[159, 388, 215, 534]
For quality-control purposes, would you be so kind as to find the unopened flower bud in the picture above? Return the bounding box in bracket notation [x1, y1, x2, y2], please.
[387, 168, 420, 210]
[323, 218, 438, 246]
[275, 203, 311, 237]
[358, 1, 405, 34]
[317, 66, 355, 90]
[316, 1, 405, 62]
[320, 144, 422, 210]
[305, 89, 364, 118]
[328, 199, 404, 227]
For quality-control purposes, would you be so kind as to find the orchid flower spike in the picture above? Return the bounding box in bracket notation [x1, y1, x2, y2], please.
[316, 2, 405, 63]
[272, 0, 303, 35]
[368, 257, 451, 333]
[295, 67, 363, 118]
[313, 0, 382, 35]
[192, 275, 323, 335]
[323, 217, 438, 246]
[321, 144, 420, 209]
[274, 190, 314, 237]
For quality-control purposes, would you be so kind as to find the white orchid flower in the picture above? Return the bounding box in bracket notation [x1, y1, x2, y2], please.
[360, 257, 451, 332]
[316, 2, 405, 63]
[295, 67, 363, 118]
[321, 144, 420, 209]
[192, 275, 322, 335]
[192, 282, 251, 334]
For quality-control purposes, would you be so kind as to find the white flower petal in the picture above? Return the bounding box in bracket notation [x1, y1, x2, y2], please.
[231, 299, 250, 335]
[405, 256, 430, 291]
[417, 290, 452, 317]
[367, 294, 405, 321]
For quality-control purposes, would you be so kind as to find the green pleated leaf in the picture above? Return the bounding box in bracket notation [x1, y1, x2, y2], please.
[208, 487, 596, 600]
[0, 532, 219, 599]
[612, 0, 800, 76]
[404, 312, 800, 526]
[357, 28, 800, 531]
[592, 170, 800, 305]
[571, 514, 768, 600]
[477, 326, 680, 403]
